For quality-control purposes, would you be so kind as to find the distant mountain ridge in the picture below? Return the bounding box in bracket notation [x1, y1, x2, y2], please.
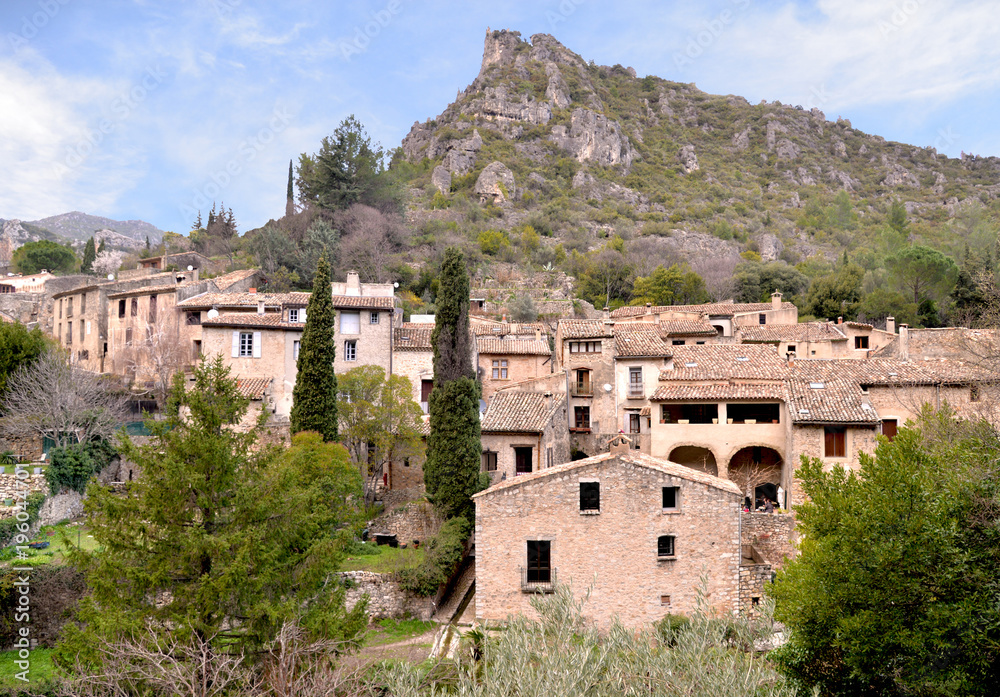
[25, 211, 165, 245]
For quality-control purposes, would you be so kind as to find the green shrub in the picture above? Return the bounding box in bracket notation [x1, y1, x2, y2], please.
[478, 229, 510, 256]
[398, 517, 471, 596]
[44, 440, 117, 494]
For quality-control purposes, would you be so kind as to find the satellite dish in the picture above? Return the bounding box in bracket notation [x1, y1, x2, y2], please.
[603, 383, 613, 392]
[393, 282, 399, 288]
[187, 265, 194, 271]
[107, 274, 115, 280]
[207, 308, 220, 319]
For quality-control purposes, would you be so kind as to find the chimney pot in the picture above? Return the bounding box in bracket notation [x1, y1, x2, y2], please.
[257, 300, 265, 315]
[249, 288, 256, 294]
[886, 316, 896, 334]
[837, 316, 843, 324]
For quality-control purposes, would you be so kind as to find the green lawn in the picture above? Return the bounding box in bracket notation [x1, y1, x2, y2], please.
[339, 542, 425, 574]
[363, 618, 437, 647]
[0, 521, 97, 568]
[0, 648, 58, 687]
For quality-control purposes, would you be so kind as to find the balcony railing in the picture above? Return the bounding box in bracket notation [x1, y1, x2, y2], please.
[626, 382, 644, 399]
[571, 383, 593, 397]
[520, 566, 557, 593]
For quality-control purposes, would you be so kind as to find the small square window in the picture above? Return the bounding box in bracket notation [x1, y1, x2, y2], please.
[580, 482, 600, 512]
[662, 486, 679, 510]
[344, 340, 357, 361]
[751, 596, 761, 606]
[660, 594, 671, 606]
[657, 535, 675, 558]
[288, 308, 299, 323]
[855, 335, 869, 349]
[370, 311, 379, 324]
[671, 339, 685, 346]
[787, 344, 796, 354]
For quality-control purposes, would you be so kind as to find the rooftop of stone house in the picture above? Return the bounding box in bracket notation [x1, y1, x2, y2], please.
[471, 320, 546, 336]
[480, 391, 564, 433]
[394, 324, 434, 350]
[785, 376, 879, 424]
[211, 268, 260, 290]
[792, 357, 992, 386]
[177, 292, 311, 309]
[474, 448, 742, 497]
[613, 325, 673, 357]
[660, 344, 789, 381]
[476, 336, 551, 355]
[330, 294, 396, 310]
[650, 383, 786, 402]
[202, 313, 303, 329]
[235, 377, 272, 399]
[610, 301, 797, 319]
[740, 322, 847, 343]
[656, 320, 718, 337]
[559, 319, 615, 339]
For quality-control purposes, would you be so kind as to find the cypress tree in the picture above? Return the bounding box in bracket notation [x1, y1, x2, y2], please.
[81, 237, 96, 274]
[285, 159, 295, 218]
[290, 253, 338, 440]
[424, 247, 481, 521]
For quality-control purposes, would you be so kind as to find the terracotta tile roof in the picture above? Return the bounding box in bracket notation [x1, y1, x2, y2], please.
[740, 322, 847, 343]
[650, 383, 786, 401]
[660, 345, 789, 381]
[613, 325, 673, 357]
[394, 325, 434, 350]
[559, 319, 615, 339]
[610, 301, 796, 318]
[212, 268, 259, 290]
[472, 321, 546, 336]
[791, 358, 982, 386]
[235, 377, 271, 400]
[786, 377, 879, 424]
[477, 337, 551, 355]
[845, 321, 874, 330]
[639, 406, 651, 416]
[106, 283, 189, 299]
[657, 320, 718, 337]
[177, 292, 310, 309]
[473, 450, 741, 497]
[202, 313, 302, 329]
[481, 392, 563, 433]
[331, 294, 396, 310]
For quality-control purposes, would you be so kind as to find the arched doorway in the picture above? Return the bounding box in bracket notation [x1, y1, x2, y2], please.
[668, 446, 718, 477]
[728, 446, 783, 508]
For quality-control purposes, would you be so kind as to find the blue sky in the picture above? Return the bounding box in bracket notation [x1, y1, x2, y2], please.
[2, 0, 998, 234]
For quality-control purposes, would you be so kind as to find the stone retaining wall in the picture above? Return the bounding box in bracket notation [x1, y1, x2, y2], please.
[738, 564, 773, 618]
[741, 512, 796, 569]
[371, 497, 443, 547]
[339, 571, 436, 621]
[0, 473, 48, 519]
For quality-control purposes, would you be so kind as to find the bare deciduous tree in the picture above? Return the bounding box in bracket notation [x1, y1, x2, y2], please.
[121, 315, 190, 405]
[0, 351, 129, 448]
[336, 203, 402, 283]
[691, 255, 739, 302]
[729, 458, 779, 506]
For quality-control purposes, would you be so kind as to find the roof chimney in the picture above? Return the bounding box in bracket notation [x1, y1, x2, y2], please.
[837, 316, 843, 324]
[899, 324, 909, 360]
[346, 270, 361, 296]
[248, 287, 257, 294]
[771, 291, 782, 310]
[885, 316, 895, 334]
[603, 306, 610, 319]
[535, 327, 542, 342]
[257, 300, 265, 315]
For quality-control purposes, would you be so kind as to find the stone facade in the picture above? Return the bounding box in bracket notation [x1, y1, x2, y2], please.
[339, 571, 436, 620]
[330, 272, 399, 376]
[474, 449, 742, 627]
[369, 499, 442, 547]
[741, 512, 796, 570]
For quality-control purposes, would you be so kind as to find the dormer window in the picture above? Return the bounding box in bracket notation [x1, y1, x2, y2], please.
[288, 308, 299, 323]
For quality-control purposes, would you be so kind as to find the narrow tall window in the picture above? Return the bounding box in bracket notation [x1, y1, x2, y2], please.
[118, 299, 126, 318]
[574, 406, 590, 429]
[657, 535, 675, 558]
[67, 297, 73, 318]
[370, 311, 379, 324]
[239, 332, 254, 357]
[482, 451, 497, 472]
[526, 541, 551, 582]
[580, 482, 600, 511]
[662, 486, 679, 510]
[80, 293, 86, 314]
[758, 313, 766, 325]
[824, 426, 846, 458]
[628, 413, 641, 434]
[131, 297, 138, 317]
[148, 295, 157, 324]
[293, 340, 301, 360]
[882, 419, 897, 442]
[344, 340, 357, 361]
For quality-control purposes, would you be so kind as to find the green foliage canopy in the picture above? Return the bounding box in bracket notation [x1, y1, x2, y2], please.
[12, 240, 77, 274]
[0, 321, 50, 399]
[630, 263, 710, 306]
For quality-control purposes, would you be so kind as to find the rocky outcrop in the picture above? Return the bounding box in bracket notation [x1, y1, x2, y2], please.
[757, 233, 784, 261]
[766, 120, 787, 151]
[775, 138, 800, 161]
[545, 65, 572, 108]
[882, 163, 920, 187]
[479, 28, 524, 77]
[442, 129, 484, 174]
[732, 127, 751, 151]
[470, 85, 552, 126]
[431, 166, 451, 195]
[678, 145, 699, 174]
[662, 229, 742, 266]
[475, 161, 516, 203]
[549, 108, 636, 170]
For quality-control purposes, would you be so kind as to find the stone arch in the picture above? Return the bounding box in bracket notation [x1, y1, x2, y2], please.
[727, 445, 783, 508]
[668, 445, 718, 477]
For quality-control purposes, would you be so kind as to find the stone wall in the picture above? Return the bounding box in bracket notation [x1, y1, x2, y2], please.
[738, 564, 773, 618]
[741, 512, 796, 570]
[339, 571, 436, 621]
[0, 473, 48, 518]
[370, 499, 442, 547]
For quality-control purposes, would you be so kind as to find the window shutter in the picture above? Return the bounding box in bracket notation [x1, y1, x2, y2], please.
[301, 309, 307, 324]
[231, 331, 239, 357]
[252, 331, 262, 358]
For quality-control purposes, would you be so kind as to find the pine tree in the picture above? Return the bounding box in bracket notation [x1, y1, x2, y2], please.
[97, 239, 106, 254]
[286, 159, 296, 218]
[290, 253, 338, 441]
[424, 247, 482, 521]
[193, 210, 202, 230]
[81, 237, 96, 274]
